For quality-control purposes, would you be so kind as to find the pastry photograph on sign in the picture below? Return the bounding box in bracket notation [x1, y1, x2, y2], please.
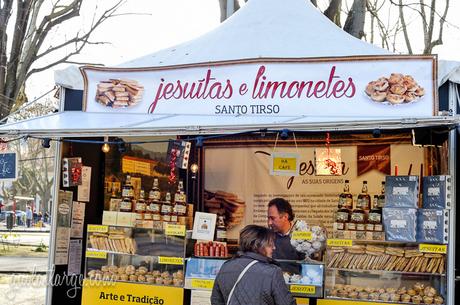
[365, 73, 425, 105]
[95, 78, 144, 108]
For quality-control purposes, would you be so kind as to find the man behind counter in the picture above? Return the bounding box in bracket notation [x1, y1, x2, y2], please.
[267, 198, 305, 273]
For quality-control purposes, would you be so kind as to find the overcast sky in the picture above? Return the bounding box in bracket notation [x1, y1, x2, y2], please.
[27, 0, 459, 100]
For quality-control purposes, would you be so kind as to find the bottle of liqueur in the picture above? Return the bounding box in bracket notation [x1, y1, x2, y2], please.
[335, 180, 352, 230]
[357, 180, 371, 210]
[135, 189, 147, 214]
[119, 175, 134, 212]
[148, 178, 162, 221]
[161, 192, 173, 222]
[109, 187, 120, 211]
[174, 180, 187, 217]
[368, 195, 383, 232]
[215, 215, 227, 243]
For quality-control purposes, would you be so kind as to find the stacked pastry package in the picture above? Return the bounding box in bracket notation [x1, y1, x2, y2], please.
[383, 176, 419, 242]
[417, 176, 451, 244]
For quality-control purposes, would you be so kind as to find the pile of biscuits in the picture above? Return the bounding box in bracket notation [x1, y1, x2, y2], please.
[327, 245, 445, 274]
[365, 73, 425, 105]
[328, 283, 443, 304]
[96, 79, 144, 108]
[204, 190, 245, 228]
[87, 265, 184, 286]
[88, 229, 136, 254]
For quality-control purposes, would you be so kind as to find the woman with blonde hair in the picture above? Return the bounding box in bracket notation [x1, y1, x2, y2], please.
[211, 224, 296, 305]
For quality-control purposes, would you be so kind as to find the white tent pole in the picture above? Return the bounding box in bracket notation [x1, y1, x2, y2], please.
[226, 0, 234, 19]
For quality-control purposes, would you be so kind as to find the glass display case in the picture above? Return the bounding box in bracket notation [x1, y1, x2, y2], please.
[184, 257, 325, 298]
[84, 224, 186, 287]
[325, 240, 447, 304]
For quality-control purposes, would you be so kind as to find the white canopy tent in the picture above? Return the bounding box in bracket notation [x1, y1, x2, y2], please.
[1, 0, 459, 137]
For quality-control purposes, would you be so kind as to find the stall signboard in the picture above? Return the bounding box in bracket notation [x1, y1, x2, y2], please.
[81, 55, 437, 119]
[82, 280, 184, 305]
[0, 152, 17, 181]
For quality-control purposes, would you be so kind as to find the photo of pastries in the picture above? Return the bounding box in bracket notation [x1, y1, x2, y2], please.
[96, 79, 144, 108]
[204, 190, 245, 228]
[365, 73, 425, 105]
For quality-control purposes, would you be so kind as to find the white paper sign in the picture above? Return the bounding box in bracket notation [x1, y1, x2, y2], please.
[68, 239, 83, 275]
[77, 166, 91, 202]
[192, 212, 217, 241]
[81, 56, 436, 119]
[55, 227, 71, 265]
[70, 201, 86, 238]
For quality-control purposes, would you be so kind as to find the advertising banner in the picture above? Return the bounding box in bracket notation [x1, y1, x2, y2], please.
[81, 56, 437, 119]
[204, 144, 424, 239]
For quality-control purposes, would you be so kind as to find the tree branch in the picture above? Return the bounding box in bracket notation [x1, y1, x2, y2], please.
[398, 0, 413, 54]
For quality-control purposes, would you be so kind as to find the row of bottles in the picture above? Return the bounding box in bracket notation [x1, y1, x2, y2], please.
[335, 180, 385, 231]
[113, 176, 187, 223]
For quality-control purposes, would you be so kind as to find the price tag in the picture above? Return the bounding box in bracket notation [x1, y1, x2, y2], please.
[165, 224, 186, 237]
[86, 250, 107, 259]
[158, 256, 184, 265]
[87, 225, 108, 233]
[327, 239, 353, 247]
[191, 279, 214, 289]
[419, 244, 447, 254]
[292, 231, 313, 240]
[290, 285, 316, 295]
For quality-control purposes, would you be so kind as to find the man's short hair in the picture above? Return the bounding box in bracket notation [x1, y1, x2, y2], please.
[239, 225, 275, 254]
[268, 197, 295, 221]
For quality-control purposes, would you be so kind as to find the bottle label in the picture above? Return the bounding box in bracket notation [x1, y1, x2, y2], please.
[368, 213, 381, 223]
[356, 223, 366, 231]
[357, 198, 369, 209]
[152, 214, 161, 221]
[175, 205, 187, 215]
[122, 188, 131, 197]
[150, 191, 161, 201]
[162, 215, 171, 222]
[135, 203, 146, 212]
[170, 215, 178, 222]
[161, 204, 172, 214]
[148, 203, 160, 213]
[377, 198, 385, 208]
[351, 213, 364, 222]
[216, 230, 227, 239]
[335, 211, 349, 222]
[119, 200, 132, 211]
[347, 223, 356, 230]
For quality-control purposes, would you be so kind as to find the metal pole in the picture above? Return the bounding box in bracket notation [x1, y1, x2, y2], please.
[447, 81, 457, 305]
[226, 0, 234, 19]
[44, 138, 62, 305]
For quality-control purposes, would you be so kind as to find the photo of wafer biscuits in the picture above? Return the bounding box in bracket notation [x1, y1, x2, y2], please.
[204, 189, 246, 228]
[96, 79, 144, 108]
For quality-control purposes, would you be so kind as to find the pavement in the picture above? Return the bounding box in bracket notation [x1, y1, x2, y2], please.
[0, 256, 48, 273]
[0, 273, 47, 305]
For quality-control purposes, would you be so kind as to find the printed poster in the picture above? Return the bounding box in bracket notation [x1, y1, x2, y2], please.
[204, 144, 424, 239]
[71, 201, 86, 238]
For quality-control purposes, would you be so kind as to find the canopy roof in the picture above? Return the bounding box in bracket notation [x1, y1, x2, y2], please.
[5, 0, 460, 137]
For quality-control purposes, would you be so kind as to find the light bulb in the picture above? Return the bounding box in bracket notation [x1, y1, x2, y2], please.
[102, 136, 110, 153]
[190, 163, 199, 174]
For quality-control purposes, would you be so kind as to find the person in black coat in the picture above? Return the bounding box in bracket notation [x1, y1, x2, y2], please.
[211, 225, 296, 305]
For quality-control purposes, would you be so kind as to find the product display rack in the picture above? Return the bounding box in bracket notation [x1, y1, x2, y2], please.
[84, 224, 187, 287]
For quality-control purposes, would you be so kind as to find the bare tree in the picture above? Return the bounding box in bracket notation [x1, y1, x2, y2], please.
[343, 0, 367, 39]
[390, 0, 449, 54]
[218, 0, 241, 22]
[324, 0, 342, 27]
[0, 0, 125, 120]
